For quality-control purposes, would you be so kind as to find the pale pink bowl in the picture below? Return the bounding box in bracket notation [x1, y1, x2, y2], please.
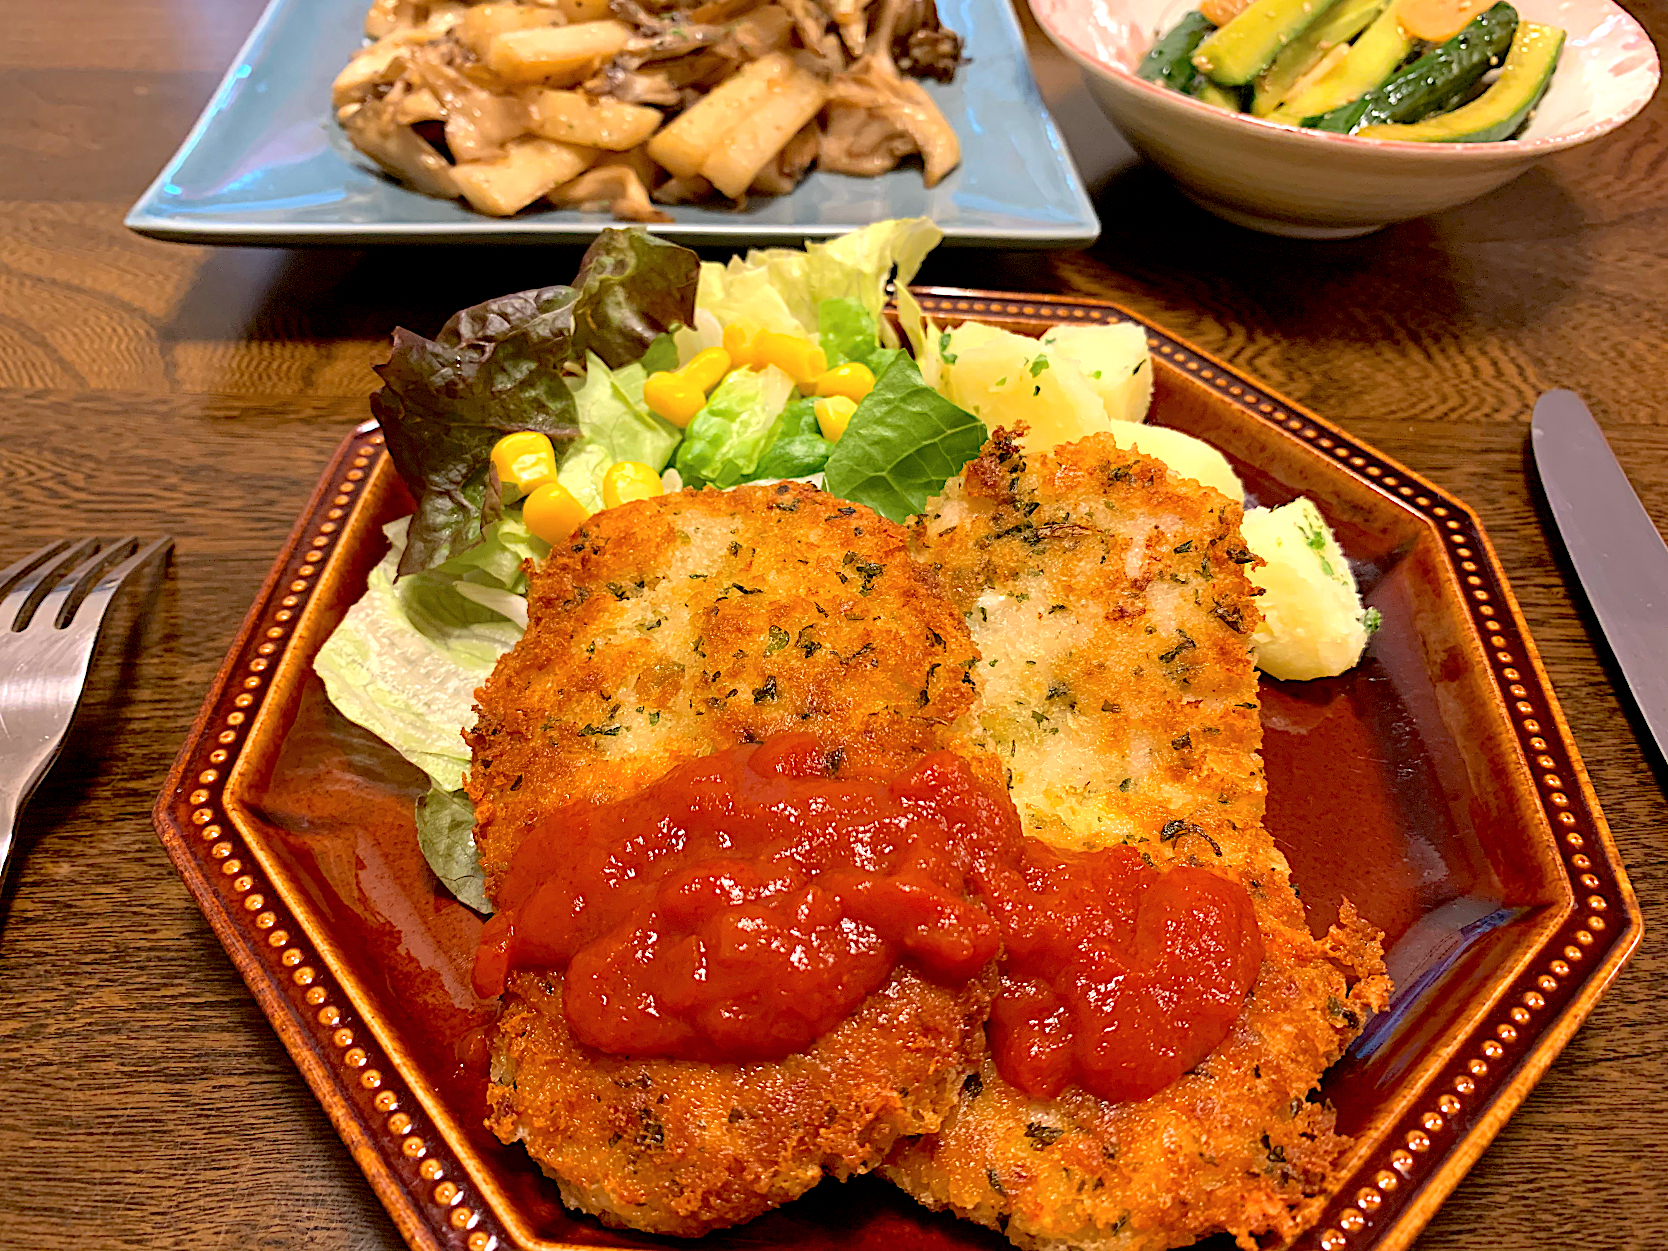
[1031, 0, 1661, 236]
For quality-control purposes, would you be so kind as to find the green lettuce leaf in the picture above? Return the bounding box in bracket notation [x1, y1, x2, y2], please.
[558, 353, 682, 512]
[697, 218, 942, 350]
[818, 298, 880, 366]
[371, 229, 699, 577]
[674, 365, 795, 488]
[822, 355, 987, 523]
[754, 396, 832, 479]
[416, 784, 491, 913]
[314, 517, 530, 791]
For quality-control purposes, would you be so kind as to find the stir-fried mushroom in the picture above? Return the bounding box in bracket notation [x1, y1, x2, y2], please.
[777, 0, 843, 63]
[825, 58, 958, 185]
[549, 159, 671, 220]
[827, 0, 875, 58]
[748, 118, 819, 193]
[408, 45, 532, 163]
[341, 90, 464, 198]
[335, 0, 963, 220]
[888, 0, 962, 80]
[818, 101, 913, 176]
[651, 172, 715, 202]
[585, 62, 683, 104]
[819, 0, 958, 184]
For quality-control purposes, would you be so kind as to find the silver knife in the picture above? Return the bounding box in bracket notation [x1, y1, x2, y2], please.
[1531, 390, 1668, 762]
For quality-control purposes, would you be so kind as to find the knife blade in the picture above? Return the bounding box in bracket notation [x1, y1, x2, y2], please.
[1531, 389, 1668, 762]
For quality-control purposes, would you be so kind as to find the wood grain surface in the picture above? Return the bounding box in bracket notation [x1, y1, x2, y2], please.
[0, 0, 1663, 1247]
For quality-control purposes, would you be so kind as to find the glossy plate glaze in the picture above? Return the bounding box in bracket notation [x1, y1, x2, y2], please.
[154, 288, 1639, 1251]
[124, 0, 1097, 248]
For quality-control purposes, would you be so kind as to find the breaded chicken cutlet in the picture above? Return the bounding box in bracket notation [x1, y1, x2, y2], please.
[467, 481, 992, 1233]
[488, 964, 995, 1236]
[467, 480, 979, 897]
[888, 432, 1392, 1251]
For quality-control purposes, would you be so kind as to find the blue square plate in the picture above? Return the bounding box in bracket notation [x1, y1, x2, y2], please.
[126, 0, 1099, 248]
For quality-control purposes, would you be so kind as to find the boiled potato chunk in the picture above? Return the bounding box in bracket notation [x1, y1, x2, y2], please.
[1040, 321, 1153, 425]
[936, 321, 1108, 453]
[1240, 498, 1375, 680]
[1106, 423, 1243, 502]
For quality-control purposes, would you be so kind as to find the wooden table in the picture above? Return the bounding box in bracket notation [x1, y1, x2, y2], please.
[1, 0, 1664, 1246]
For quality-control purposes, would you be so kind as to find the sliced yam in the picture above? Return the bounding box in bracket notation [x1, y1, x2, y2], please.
[456, 4, 569, 57]
[1397, 0, 1496, 40]
[529, 89, 664, 149]
[701, 64, 828, 199]
[452, 137, 599, 214]
[645, 52, 794, 178]
[486, 21, 635, 86]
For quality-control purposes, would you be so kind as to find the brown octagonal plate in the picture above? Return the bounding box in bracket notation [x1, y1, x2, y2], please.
[154, 287, 1641, 1251]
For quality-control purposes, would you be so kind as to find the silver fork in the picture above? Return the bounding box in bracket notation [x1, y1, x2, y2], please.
[0, 537, 174, 892]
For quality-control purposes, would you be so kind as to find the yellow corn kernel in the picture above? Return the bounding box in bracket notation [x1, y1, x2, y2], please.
[722, 319, 766, 368]
[522, 480, 590, 544]
[490, 430, 560, 500]
[755, 331, 827, 390]
[643, 371, 706, 427]
[814, 396, 857, 442]
[602, 460, 664, 508]
[681, 347, 732, 394]
[814, 361, 876, 404]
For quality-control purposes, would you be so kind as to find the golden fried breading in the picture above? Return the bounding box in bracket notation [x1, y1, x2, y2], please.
[883, 907, 1387, 1251]
[469, 481, 992, 1233]
[466, 480, 979, 896]
[488, 964, 997, 1236]
[889, 432, 1392, 1251]
[911, 429, 1268, 860]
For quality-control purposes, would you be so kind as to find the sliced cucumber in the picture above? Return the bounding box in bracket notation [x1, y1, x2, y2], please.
[1136, 11, 1217, 93]
[1310, 1, 1519, 132]
[1189, 77, 1247, 109]
[1357, 21, 1564, 140]
[1193, 0, 1346, 87]
[1268, 2, 1412, 124]
[1251, 0, 1387, 116]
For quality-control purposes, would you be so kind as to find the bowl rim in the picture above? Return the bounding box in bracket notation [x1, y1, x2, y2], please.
[1031, 0, 1662, 158]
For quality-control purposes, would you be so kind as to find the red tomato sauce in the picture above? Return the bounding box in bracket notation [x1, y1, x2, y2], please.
[473, 733, 1263, 1101]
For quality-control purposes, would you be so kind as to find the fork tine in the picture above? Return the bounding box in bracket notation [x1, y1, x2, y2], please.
[59, 536, 175, 636]
[0, 538, 101, 632]
[36, 537, 139, 630]
[0, 541, 76, 601]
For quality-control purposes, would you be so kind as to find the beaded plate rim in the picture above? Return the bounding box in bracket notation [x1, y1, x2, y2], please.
[152, 285, 1641, 1251]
